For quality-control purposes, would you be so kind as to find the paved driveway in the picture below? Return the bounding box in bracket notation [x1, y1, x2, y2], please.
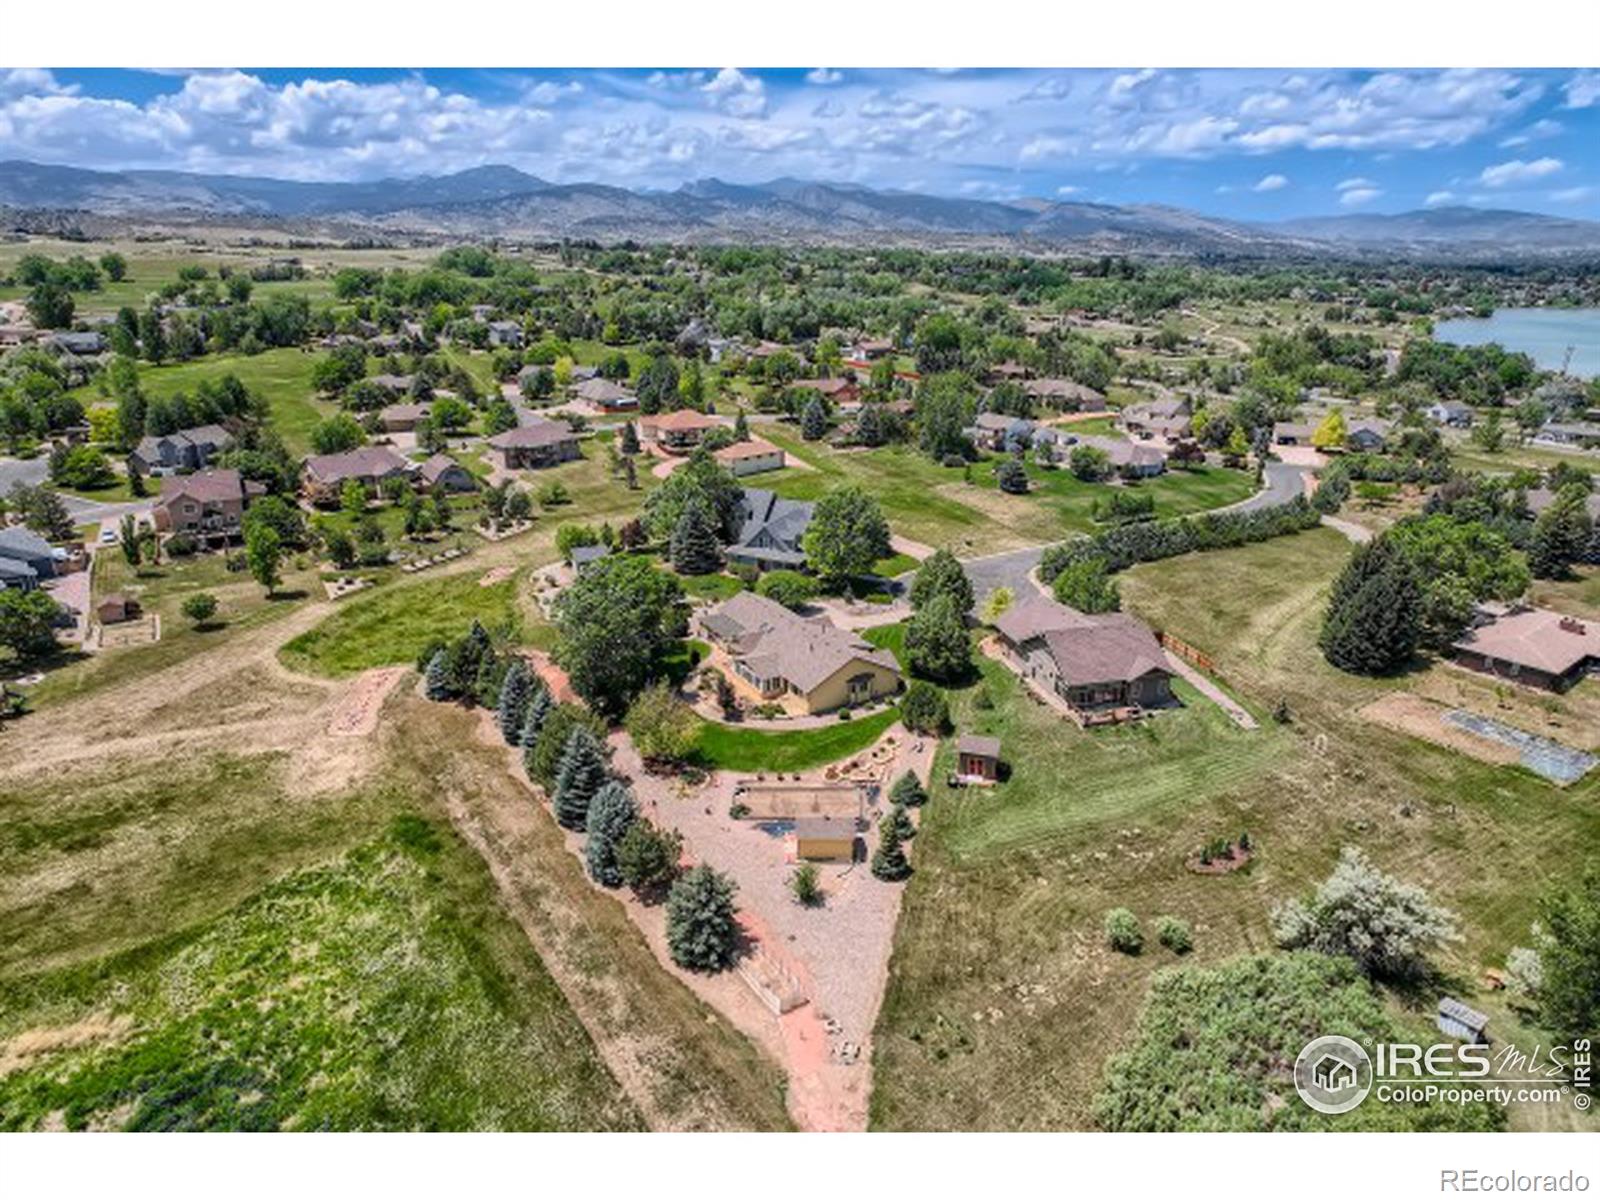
[1224, 460, 1306, 513]
[960, 545, 1047, 607]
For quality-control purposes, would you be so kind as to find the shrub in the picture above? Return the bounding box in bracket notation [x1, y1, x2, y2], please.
[615, 820, 682, 895]
[180, 592, 218, 628]
[900, 680, 950, 735]
[790, 862, 822, 907]
[1104, 908, 1143, 954]
[1155, 915, 1193, 954]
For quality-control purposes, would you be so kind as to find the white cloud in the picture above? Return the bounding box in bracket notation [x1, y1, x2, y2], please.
[1018, 76, 1073, 103]
[1499, 117, 1562, 147]
[1550, 186, 1595, 203]
[1336, 177, 1378, 191]
[1020, 135, 1072, 162]
[1479, 156, 1562, 187]
[806, 68, 842, 86]
[1055, 184, 1082, 196]
[526, 81, 582, 106]
[1251, 172, 1288, 192]
[1564, 70, 1600, 109]
[701, 67, 766, 118]
[1424, 190, 1458, 206]
[1339, 187, 1383, 207]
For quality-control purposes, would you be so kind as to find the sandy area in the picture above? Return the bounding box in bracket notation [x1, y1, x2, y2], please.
[1359, 693, 1520, 766]
[327, 666, 407, 738]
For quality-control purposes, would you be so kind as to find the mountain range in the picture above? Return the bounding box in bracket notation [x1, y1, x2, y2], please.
[3, 159, 1598, 261]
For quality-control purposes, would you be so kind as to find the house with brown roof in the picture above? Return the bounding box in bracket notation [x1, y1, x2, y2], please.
[955, 734, 1002, 782]
[713, 437, 786, 478]
[1118, 397, 1191, 439]
[379, 402, 432, 433]
[153, 469, 261, 541]
[791, 377, 861, 408]
[303, 445, 412, 504]
[486, 420, 581, 470]
[1451, 603, 1600, 692]
[698, 591, 900, 715]
[993, 595, 1173, 721]
[639, 408, 722, 453]
[1069, 434, 1167, 477]
[1026, 378, 1106, 412]
[572, 377, 638, 412]
[417, 453, 478, 493]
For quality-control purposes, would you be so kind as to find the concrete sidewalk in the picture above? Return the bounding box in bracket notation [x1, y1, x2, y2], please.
[1163, 650, 1259, 730]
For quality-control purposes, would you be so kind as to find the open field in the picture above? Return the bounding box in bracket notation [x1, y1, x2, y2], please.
[871, 527, 1599, 1130]
[67, 347, 335, 457]
[280, 570, 521, 678]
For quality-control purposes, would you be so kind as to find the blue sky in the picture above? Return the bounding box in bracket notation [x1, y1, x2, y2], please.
[3, 67, 1598, 219]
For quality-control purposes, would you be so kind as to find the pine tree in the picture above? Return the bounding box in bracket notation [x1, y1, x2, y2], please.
[619, 421, 640, 455]
[584, 781, 638, 887]
[496, 659, 533, 744]
[1319, 537, 1423, 675]
[665, 865, 739, 971]
[733, 407, 750, 441]
[800, 396, 828, 441]
[889, 802, 917, 841]
[996, 457, 1029, 494]
[553, 725, 609, 830]
[856, 402, 885, 447]
[889, 770, 928, 808]
[423, 649, 452, 701]
[1527, 485, 1593, 580]
[519, 686, 552, 749]
[670, 497, 723, 575]
[871, 817, 912, 881]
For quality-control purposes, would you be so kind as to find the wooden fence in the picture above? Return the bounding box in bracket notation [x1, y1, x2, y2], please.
[1158, 630, 1216, 672]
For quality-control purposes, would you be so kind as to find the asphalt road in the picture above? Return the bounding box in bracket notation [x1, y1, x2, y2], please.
[1, 456, 152, 525]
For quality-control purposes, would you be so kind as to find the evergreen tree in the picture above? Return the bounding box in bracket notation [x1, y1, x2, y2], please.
[732, 407, 750, 441]
[496, 659, 533, 744]
[552, 725, 609, 830]
[669, 497, 724, 575]
[1319, 537, 1423, 674]
[856, 402, 886, 447]
[889, 770, 928, 808]
[996, 457, 1029, 494]
[584, 782, 638, 887]
[619, 421, 640, 455]
[908, 547, 974, 614]
[1527, 485, 1593, 579]
[871, 818, 912, 881]
[616, 820, 683, 894]
[801, 396, 828, 441]
[665, 864, 739, 971]
[519, 685, 552, 749]
[423, 649, 452, 701]
[889, 802, 917, 841]
[904, 592, 972, 682]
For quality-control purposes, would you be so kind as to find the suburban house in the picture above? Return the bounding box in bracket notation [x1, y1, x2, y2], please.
[48, 331, 107, 356]
[368, 373, 414, 395]
[955, 734, 1002, 782]
[486, 320, 524, 348]
[1537, 420, 1600, 448]
[0, 525, 58, 585]
[726, 487, 815, 570]
[993, 595, 1174, 721]
[1346, 418, 1393, 452]
[379, 402, 432, 433]
[972, 412, 1036, 451]
[1272, 420, 1319, 446]
[698, 591, 901, 715]
[127, 424, 232, 475]
[987, 360, 1031, 383]
[572, 378, 638, 412]
[1426, 400, 1475, 428]
[640, 408, 721, 453]
[303, 445, 412, 502]
[152, 469, 260, 541]
[417, 453, 478, 494]
[1450, 602, 1599, 692]
[713, 437, 787, 478]
[1026, 378, 1106, 411]
[1070, 434, 1167, 477]
[848, 338, 894, 361]
[1118, 397, 1190, 438]
[791, 377, 861, 408]
[486, 420, 581, 470]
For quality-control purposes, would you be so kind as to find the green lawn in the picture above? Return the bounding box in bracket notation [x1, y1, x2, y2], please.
[691, 707, 899, 772]
[69, 348, 334, 458]
[861, 621, 907, 666]
[871, 527, 1599, 1131]
[678, 572, 746, 602]
[0, 817, 639, 1131]
[280, 570, 520, 678]
[965, 458, 1258, 527]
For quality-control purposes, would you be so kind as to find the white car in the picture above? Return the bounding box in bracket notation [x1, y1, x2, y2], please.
[98, 526, 118, 546]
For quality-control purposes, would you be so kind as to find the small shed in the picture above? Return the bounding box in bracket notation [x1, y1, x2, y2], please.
[792, 817, 856, 863]
[955, 733, 1002, 782]
[95, 593, 141, 625]
[1437, 997, 1490, 1044]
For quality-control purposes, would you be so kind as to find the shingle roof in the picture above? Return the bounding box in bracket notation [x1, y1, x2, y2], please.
[418, 453, 470, 485]
[0, 525, 55, 560]
[705, 591, 897, 694]
[956, 734, 1001, 759]
[487, 419, 578, 450]
[644, 408, 721, 433]
[304, 445, 410, 484]
[159, 468, 245, 505]
[731, 487, 813, 560]
[714, 437, 782, 463]
[573, 378, 635, 404]
[1453, 606, 1600, 676]
[1041, 614, 1171, 687]
[994, 595, 1092, 644]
